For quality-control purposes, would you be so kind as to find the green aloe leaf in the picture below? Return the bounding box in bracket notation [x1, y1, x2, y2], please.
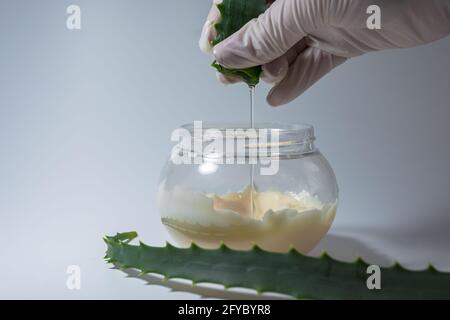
[211, 0, 267, 86]
[104, 231, 450, 300]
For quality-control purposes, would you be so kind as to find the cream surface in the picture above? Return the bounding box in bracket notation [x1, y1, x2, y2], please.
[158, 182, 336, 253]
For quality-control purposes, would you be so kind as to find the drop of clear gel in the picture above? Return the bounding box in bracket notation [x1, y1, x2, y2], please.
[249, 85, 255, 218]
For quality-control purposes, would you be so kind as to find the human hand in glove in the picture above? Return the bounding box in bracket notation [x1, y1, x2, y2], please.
[199, 0, 450, 106]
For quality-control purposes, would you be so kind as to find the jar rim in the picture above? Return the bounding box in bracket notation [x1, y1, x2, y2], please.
[177, 122, 316, 158]
[181, 122, 315, 143]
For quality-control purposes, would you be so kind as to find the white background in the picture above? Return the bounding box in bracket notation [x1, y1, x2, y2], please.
[0, 1, 449, 299]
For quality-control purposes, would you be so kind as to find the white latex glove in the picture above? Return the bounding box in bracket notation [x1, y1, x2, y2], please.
[199, 0, 450, 106]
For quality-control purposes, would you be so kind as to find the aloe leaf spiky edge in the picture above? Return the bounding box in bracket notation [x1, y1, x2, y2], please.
[104, 232, 450, 300]
[211, 0, 266, 86]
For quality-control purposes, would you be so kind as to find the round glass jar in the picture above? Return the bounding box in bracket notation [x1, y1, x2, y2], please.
[158, 122, 338, 253]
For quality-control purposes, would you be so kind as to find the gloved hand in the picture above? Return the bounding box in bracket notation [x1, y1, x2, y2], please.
[199, 0, 450, 106]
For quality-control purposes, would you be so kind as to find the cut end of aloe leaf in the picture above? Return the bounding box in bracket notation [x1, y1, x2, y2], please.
[212, 61, 262, 86]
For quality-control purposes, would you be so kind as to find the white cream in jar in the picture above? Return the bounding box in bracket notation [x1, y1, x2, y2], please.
[158, 181, 336, 254]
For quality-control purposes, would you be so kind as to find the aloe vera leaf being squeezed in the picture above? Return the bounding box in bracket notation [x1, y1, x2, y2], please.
[104, 232, 450, 300]
[211, 0, 267, 86]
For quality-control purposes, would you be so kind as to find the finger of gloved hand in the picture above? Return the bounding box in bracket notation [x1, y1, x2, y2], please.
[267, 47, 347, 107]
[199, 1, 222, 54]
[213, 0, 312, 69]
[261, 55, 289, 84]
[215, 72, 242, 85]
[261, 38, 307, 84]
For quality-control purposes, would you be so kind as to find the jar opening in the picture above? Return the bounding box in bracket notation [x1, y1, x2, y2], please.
[174, 122, 316, 160]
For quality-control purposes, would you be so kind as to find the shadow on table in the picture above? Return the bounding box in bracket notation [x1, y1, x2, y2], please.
[119, 267, 290, 300]
[309, 232, 393, 266]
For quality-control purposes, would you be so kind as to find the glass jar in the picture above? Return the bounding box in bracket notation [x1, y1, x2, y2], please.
[158, 122, 338, 253]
